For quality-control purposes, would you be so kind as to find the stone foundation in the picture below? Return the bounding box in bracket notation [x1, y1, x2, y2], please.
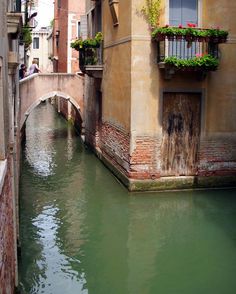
[91, 122, 236, 191]
[198, 135, 236, 176]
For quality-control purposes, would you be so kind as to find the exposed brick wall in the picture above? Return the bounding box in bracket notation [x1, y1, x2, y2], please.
[198, 136, 236, 176]
[88, 120, 236, 183]
[130, 137, 161, 179]
[99, 122, 161, 180]
[0, 160, 15, 294]
[100, 122, 130, 176]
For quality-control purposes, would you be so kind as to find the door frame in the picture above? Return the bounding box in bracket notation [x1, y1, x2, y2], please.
[165, 0, 203, 27]
[159, 89, 206, 136]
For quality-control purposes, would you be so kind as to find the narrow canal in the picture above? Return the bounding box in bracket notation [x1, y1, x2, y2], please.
[19, 102, 236, 294]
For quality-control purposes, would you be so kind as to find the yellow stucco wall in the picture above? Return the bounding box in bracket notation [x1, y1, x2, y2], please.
[88, 0, 235, 136]
[129, 0, 236, 138]
[202, 0, 236, 132]
[102, 0, 132, 131]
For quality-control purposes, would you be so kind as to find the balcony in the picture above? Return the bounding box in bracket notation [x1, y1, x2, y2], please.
[7, 12, 22, 36]
[79, 47, 103, 78]
[71, 33, 103, 79]
[152, 26, 228, 79]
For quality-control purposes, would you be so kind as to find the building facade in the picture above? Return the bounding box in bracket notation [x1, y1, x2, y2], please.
[0, 0, 22, 292]
[81, 0, 236, 191]
[28, 27, 53, 73]
[53, 0, 86, 73]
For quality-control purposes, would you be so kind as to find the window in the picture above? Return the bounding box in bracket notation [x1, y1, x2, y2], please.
[169, 0, 198, 26]
[77, 21, 81, 38]
[33, 37, 39, 49]
[58, 0, 61, 8]
[169, 0, 198, 58]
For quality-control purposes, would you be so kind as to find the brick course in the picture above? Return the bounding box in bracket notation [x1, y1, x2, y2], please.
[0, 160, 15, 294]
[100, 122, 130, 176]
[198, 136, 236, 176]
[98, 122, 236, 182]
[100, 122, 162, 180]
[130, 137, 162, 179]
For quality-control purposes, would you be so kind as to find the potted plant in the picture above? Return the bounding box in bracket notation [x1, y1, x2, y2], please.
[164, 54, 219, 71]
[71, 32, 103, 51]
[151, 25, 228, 44]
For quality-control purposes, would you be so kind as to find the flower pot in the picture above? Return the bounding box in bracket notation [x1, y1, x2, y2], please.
[211, 37, 219, 43]
[167, 35, 175, 41]
[197, 36, 204, 42]
[187, 41, 192, 48]
[156, 33, 165, 41]
[219, 36, 227, 43]
[176, 35, 183, 41]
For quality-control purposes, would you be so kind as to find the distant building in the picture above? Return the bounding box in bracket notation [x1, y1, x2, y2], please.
[80, 0, 236, 191]
[28, 27, 53, 73]
[53, 0, 86, 73]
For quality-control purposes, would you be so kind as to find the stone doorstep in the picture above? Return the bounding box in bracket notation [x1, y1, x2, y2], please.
[0, 160, 7, 195]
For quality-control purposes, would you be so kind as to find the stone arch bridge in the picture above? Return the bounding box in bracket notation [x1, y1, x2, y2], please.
[19, 73, 84, 131]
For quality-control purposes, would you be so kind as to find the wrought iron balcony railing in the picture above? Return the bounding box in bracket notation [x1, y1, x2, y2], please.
[155, 36, 220, 78]
[157, 36, 219, 62]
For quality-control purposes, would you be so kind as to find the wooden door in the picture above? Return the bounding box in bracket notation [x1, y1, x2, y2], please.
[161, 92, 201, 176]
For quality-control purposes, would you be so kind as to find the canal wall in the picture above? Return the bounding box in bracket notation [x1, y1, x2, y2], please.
[53, 97, 83, 135]
[0, 159, 16, 294]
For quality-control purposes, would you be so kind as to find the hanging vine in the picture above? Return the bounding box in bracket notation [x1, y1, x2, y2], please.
[141, 0, 161, 29]
[21, 26, 32, 49]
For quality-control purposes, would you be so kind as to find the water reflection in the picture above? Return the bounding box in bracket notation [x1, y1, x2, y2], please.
[19, 102, 236, 294]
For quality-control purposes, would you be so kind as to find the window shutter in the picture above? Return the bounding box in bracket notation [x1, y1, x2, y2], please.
[169, 0, 198, 26]
[182, 0, 198, 26]
[169, 0, 182, 26]
[80, 15, 87, 39]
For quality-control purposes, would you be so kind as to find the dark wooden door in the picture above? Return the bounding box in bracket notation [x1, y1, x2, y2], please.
[161, 92, 201, 176]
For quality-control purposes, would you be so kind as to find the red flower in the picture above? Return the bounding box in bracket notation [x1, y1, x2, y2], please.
[178, 24, 183, 28]
[187, 23, 196, 28]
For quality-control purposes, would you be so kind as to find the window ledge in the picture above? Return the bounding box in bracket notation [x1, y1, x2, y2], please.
[0, 160, 7, 195]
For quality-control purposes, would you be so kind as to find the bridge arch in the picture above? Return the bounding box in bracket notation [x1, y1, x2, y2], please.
[19, 74, 84, 131]
[21, 91, 82, 129]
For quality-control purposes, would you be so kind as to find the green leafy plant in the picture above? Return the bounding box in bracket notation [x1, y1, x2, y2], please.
[50, 19, 54, 28]
[22, 25, 32, 48]
[141, 0, 161, 28]
[152, 25, 228, 43]
[164, 54, 219, 70]
[71, 32, 103, 51]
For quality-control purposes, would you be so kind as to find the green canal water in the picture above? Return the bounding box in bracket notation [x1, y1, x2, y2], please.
[19, 102, 236, 294]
